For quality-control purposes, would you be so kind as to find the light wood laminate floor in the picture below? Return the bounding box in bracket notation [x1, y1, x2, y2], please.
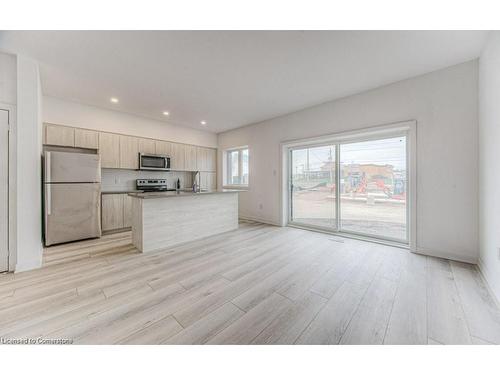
[1, 221, 499, 344]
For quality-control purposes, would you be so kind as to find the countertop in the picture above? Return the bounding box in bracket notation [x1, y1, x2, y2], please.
[128, 189, 244, 199]
[102, 190, 144, 194]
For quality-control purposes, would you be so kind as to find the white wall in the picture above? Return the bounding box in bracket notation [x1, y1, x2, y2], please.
[478, 32, 500, 302]
[0, 52, 16, 105]
[218, 61, 479, 263]
[43, 96, 218, 148]
[15, 55, 43, 271]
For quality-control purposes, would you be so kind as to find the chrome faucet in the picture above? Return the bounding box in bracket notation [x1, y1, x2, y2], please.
[192, 171, 200, 192]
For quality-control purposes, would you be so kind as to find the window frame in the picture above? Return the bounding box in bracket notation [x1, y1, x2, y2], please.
[280, 120, 416, 251]
[223, 146, 249, 188]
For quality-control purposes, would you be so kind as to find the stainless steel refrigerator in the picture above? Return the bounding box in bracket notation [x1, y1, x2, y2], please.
[44, 151, 101, 246]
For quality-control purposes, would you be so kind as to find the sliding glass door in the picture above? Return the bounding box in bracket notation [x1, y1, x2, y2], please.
[290, 145, 336, 229]
[339, 136, 407, 242]
[288, 134, 408, 244]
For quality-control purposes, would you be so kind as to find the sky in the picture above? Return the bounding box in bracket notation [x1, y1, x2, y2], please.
[292, 136, 407, 172]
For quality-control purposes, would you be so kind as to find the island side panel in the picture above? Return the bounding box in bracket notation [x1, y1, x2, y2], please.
[131, 197, 144, 251]
[141, 193, 238, 252]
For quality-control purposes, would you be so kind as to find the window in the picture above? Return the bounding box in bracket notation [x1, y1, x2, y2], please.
[287, 128, 410, 245]
[224, 147, 249, 186]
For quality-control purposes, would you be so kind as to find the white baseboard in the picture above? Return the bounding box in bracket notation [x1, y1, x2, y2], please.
[15, 257, 42, 273]
[477, 257, 500, 309]
[239, 215, 281, 227]
[414, 246, 477, 265]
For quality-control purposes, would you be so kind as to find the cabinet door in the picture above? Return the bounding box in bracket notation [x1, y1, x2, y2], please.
[101, 194, 124, 231]
[44, 124, 75, 147]
[207, 172, 217, 190]
[196, 147, 207, 171]
[155, 140, 172, 156]
[119, 135, 139, 169]
[200, 172, 217, 191]
[123, 194, 133, 228]
[207, 148, 217, 172]
[196, 147, 217, 172]
[184, 145, 198, 171]
[74, 128, 98, 149]
[99, 132, 120, 168]
[199, 172, 208, 191]
[138, 138, 156, 155]
[171, 143, 185, 170]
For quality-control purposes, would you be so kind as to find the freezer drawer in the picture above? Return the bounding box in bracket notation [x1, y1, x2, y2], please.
[44, 151, 101, 183]
[44, 183, 101, 246]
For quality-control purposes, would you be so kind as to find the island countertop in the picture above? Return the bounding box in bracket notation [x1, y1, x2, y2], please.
[128, 189, 244, 199]
[130, 188, 240, 252]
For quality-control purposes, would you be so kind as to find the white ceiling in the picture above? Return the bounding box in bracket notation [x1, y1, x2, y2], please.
[0, 31, 488, 133]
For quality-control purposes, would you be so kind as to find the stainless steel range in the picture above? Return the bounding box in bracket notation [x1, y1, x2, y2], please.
[136, 179, 175, 192]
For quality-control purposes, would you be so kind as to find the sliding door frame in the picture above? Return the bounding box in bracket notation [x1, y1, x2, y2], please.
[280, 120, 417, 251]
[288, 142, 338, 230]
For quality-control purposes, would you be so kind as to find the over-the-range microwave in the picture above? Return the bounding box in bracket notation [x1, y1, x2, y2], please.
[139, 153, 171, 171]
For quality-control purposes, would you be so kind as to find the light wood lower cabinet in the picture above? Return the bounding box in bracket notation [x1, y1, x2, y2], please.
[200, 172, 217, 191]
[123, 194, 133, 228]
[101, 194, 124, 231]
[101, 193, 134, 232]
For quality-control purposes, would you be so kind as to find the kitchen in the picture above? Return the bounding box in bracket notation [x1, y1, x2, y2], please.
[42, 121, 237, 254]
[2, 30, 500, 349]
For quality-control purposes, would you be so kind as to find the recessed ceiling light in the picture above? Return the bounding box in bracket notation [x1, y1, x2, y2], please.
[163, 111, 169, 116]
[200, 121, 207, 125]
[110, 97, 119, 103]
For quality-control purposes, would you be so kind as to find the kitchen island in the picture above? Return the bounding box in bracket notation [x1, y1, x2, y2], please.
[128, 190, 240, 252]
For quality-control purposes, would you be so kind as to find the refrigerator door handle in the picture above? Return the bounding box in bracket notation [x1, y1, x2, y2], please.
[47, 184, 51, 215]
[46, 151, 51, 182]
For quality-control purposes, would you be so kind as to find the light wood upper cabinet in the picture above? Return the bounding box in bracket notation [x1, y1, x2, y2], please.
[184, 145, 198, 171]
[119, 135, 139, 170]
[155, 140, 172, 156]
[196, 147, 217, 172]
[101, 194, 124, 231]
[44, 124, 75, 147]
[206, 148, 216, 172]
[138, 138, 156, 155]
[170, 143, 185, 170]
[196, 147, 206, 171]
[99, 132, 120, 168]
[43, 124, 217, 174]
[74, 128, 98, 149]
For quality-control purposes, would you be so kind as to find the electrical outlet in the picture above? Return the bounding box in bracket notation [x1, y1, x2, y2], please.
[259, 203, 263, 210]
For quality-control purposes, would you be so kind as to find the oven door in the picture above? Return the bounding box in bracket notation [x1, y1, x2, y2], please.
[139, 154, 170, 170]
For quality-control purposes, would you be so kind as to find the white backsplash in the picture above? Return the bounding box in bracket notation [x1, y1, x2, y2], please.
[102, 169, 194, 192]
